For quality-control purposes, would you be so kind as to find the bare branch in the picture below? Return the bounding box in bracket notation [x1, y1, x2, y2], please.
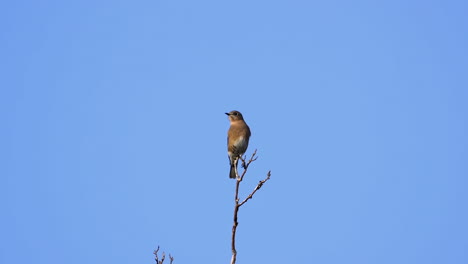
[239, 171, 271, 207]
[231, 149, 271, 264]
[240, 150, 258, 171]
[154, 246, 173, 264]
[239, 149, 258, 181]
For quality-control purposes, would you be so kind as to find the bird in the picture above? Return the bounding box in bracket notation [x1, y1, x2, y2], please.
[226, 110, 251, 179]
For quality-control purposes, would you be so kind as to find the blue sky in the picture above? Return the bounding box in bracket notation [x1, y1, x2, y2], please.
[2, 0, 467, 263]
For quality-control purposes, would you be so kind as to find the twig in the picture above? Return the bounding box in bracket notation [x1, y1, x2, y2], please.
[154, 246, 173, 264]
[239, 171, 271, 207]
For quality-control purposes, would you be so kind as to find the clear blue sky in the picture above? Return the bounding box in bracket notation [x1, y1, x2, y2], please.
[2, 0, 467, 263]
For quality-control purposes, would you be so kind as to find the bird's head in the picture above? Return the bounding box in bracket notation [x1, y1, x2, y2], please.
[225, 110, 244, 122]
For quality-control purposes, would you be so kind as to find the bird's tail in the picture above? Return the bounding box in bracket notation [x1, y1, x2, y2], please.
[229, 163, 236, 179]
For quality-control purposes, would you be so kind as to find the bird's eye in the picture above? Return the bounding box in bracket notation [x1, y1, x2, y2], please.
[234, 112, 238, 115]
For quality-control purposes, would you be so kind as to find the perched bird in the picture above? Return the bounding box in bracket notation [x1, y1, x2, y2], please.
[226, 110, 251, 179]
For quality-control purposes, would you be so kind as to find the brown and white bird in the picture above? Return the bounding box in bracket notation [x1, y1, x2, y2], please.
[226, 110, 251, 179]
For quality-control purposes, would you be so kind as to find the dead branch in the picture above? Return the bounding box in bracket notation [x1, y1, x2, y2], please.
[239, 171, 271, 207]
[154, 246, 173, 264]
[231, 149, 271, 264]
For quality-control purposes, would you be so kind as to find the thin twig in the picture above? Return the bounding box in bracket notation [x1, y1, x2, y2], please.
[154, 246, 173, 264]
[239, 171, 271, 207]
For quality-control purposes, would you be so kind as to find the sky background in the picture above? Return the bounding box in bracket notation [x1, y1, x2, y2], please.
[2, 0, 468, 263]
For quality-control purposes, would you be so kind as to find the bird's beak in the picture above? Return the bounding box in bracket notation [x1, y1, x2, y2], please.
[225, 113, 230, 116]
